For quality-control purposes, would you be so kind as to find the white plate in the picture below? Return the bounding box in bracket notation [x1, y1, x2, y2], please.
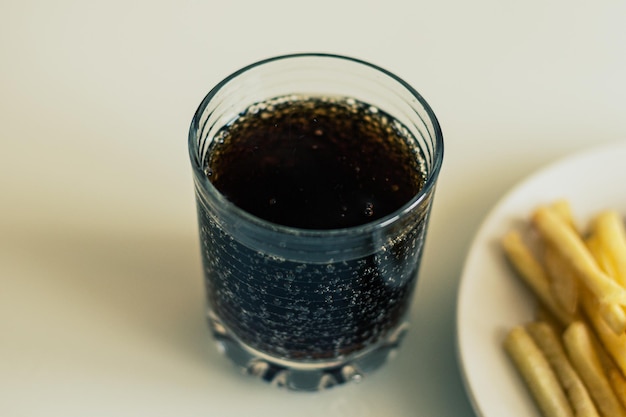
[456, 140, 626, 417]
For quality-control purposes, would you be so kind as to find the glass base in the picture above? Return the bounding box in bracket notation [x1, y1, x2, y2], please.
[207, 309, 409, 391]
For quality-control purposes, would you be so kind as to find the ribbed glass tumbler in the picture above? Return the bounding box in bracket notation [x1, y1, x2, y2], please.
[188, 53, 443, 391]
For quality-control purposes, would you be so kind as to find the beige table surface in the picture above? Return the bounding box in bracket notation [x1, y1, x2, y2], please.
[1, 1, 625, 416]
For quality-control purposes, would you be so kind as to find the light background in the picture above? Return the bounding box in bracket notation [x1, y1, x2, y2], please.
[1, 1, 625, 416]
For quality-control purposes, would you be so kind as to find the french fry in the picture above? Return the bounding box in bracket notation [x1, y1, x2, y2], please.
[531, 206, 626, 307]
[591, 211, 626, 287]
[587, 234, 619, 283]
[592, 330, 626, 412]
[562, 321, 626, 417]
[581, 313, 626, 410]
[502, 230, 576, 326]
[550, 199, 577, 232]
[526, 322, 600, 417]
[586, 236, 626, 334]
[546, 200, 581, 315]
[580, 288, 626, 379]
[504, 326, 575, 417]
[544, 243, 579, 315]
[609, 370, 626, 411]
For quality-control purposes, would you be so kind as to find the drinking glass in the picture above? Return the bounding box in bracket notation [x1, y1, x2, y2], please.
[188, 53, 443, 390]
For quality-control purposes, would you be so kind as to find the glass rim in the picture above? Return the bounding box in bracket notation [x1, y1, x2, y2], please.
[188, 52, 444, 238]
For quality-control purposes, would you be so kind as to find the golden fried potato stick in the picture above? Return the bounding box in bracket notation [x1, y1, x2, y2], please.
[590, 211, 626, 287]
[586, 236, 626, 334]
[562, 321, 626, 417]
[589, 327, 626, 413]
[580, 288, 626, 379]
[587, 234, 619, 283]
[585, 325, 626, 410]
[551, 199, 577, 232]
[544, 244, 579, 315]
[608, 370, 626, 411]
[583, 325, 626, 411]
[502, 229, 577, 326]
[504, 326, 575, 417]
[532, 206, 626, 306]
[527, 322, 600, 417]
[546, 200, 582, 315]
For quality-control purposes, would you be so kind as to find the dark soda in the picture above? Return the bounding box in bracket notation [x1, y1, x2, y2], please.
[197, 95, 431, 361]
[206, 95, 425, 229]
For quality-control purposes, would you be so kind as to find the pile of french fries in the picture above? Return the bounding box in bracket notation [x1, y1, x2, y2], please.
[502, 200, 626, 417]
